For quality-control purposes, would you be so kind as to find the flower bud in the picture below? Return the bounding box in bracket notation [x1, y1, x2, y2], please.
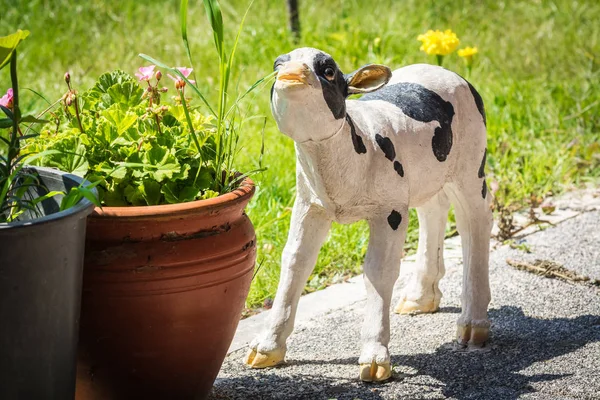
[160, 87, 169, 93]
[155, 71, 162, 81]
[64, 91, 75, 107]
[64, 72, 71, 84]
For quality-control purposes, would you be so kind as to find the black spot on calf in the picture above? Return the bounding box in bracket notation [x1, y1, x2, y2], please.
[454, 73, 486, 126]
[361, 82, 455, 162]
[375, 134, 396, 161]
[393, 161, 404, 177]
[482, 179, 487, 199]
[313, 53, 348, 120]
[466, 81, 486, 126]
[273, 54, 291, 71]
[346, 115, 366, 154]
[478, 148, 487, 179]
[387, 210, 402, 230]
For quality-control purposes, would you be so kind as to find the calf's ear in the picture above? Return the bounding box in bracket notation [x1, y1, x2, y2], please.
[346, 64, 392, 95]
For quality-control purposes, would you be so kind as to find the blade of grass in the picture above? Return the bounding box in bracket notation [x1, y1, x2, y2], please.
[227, 0, 254, 80]
[202, 0, 225, 60]
[180, 0, 197, 84]
[22, 87, 51, 105]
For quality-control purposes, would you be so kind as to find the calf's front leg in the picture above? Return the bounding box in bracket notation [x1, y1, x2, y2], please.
[359, 209, 408, 382]
[245, 198, 331, 368]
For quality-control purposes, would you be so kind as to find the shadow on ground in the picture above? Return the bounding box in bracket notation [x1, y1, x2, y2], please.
[210, 306, 600, 400]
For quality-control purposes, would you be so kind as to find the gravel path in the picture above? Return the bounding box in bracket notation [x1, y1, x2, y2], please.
[210, 211, 600, 400]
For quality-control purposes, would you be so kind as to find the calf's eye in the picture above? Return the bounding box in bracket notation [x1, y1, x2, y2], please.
[324, 67, 335, 80]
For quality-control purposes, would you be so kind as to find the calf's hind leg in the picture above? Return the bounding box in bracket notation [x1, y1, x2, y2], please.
[444, 180, 493, 347]
[395, 191, 450, 314]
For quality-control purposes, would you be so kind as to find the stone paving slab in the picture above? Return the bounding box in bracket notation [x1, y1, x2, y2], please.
[211, 209, 600, 400]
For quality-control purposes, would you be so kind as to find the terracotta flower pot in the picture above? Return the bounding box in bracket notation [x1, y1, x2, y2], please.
[75, 179, 256, 400]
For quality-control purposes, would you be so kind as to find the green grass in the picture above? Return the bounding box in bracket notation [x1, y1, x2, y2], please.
[2, 0, 599, 307]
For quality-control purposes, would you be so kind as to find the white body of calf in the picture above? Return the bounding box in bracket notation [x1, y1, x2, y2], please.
[245, 47, 492, 382]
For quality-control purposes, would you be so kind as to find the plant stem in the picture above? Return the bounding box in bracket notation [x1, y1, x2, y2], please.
[73, 93, 85, 134]
[436, 54, 443, 66]
[179, 88, 201, 153]
[9, 50, 19, 160]
[146, 82, 162, 136]
[154, 113, 162, 135]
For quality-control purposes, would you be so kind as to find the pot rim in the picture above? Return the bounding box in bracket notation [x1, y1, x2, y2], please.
[90, 177, 255, 218]
[0, 166, 97, 230]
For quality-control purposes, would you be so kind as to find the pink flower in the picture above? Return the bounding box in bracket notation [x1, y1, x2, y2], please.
[0, 88, 13, 109]
[167, 67, 196, 85]
[135, 65, 156, 82]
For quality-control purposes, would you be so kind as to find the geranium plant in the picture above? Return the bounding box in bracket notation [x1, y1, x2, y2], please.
[28, 0, 271, 206]
[27, 69, 220, 206]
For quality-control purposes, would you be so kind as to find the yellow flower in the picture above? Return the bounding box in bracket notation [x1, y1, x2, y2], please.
[417, 29, 460, 56]
[458, 46, 478, 58]
[458, 46, 478, 68]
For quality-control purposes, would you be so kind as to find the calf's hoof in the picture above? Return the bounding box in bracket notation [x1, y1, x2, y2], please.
[394, 298, 439, 314]
[456, 320, 490, 347]
[359, 361, 392, 382]
[244, 347, 286, 369]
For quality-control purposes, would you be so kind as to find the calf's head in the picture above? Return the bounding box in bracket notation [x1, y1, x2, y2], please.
[271, 47, 392, 142]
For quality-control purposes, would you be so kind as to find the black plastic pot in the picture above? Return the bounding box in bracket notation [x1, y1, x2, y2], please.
[0, 167, 96, 399]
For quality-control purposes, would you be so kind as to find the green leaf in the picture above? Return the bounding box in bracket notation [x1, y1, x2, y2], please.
[124, 184, 146, 206]
[60, 184, 100, 211]
[98, 119, 119, 144]
[201, 189, 219, 199]
[85, 70, 138, 110]
[161, 182, 180, 204]
[0, 104, 13, 119]
[179, 185, 201, 202]
[103, 107, 138, 135]
[103, 184, 128, 206]
[110, 166, 128, 180]
[140, 179, 162, 205]
[0, 30, 29, 70]
[20, 115, 49, 124]
[95, 70, 135, 93]
[227, 0, 254, 88]
[202, 0, 224, 59]
[71, 158, 89, 176]
[142, 145, 180, 182]
[162, 114, 180, 127]
[180, 0, 197, 83]
[0, 118, 11, 129]
[194, 167, 214, 189]
[107, 81, 144, 109]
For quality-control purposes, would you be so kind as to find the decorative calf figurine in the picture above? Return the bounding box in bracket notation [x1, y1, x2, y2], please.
[245, 47, 492, 382]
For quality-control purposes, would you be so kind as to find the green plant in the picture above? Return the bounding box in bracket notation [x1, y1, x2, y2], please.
[0, 30, 97, 222]
[140, 0, 273, 193]
[27, 69, 227, 206]
[29, 0, 271, 206]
